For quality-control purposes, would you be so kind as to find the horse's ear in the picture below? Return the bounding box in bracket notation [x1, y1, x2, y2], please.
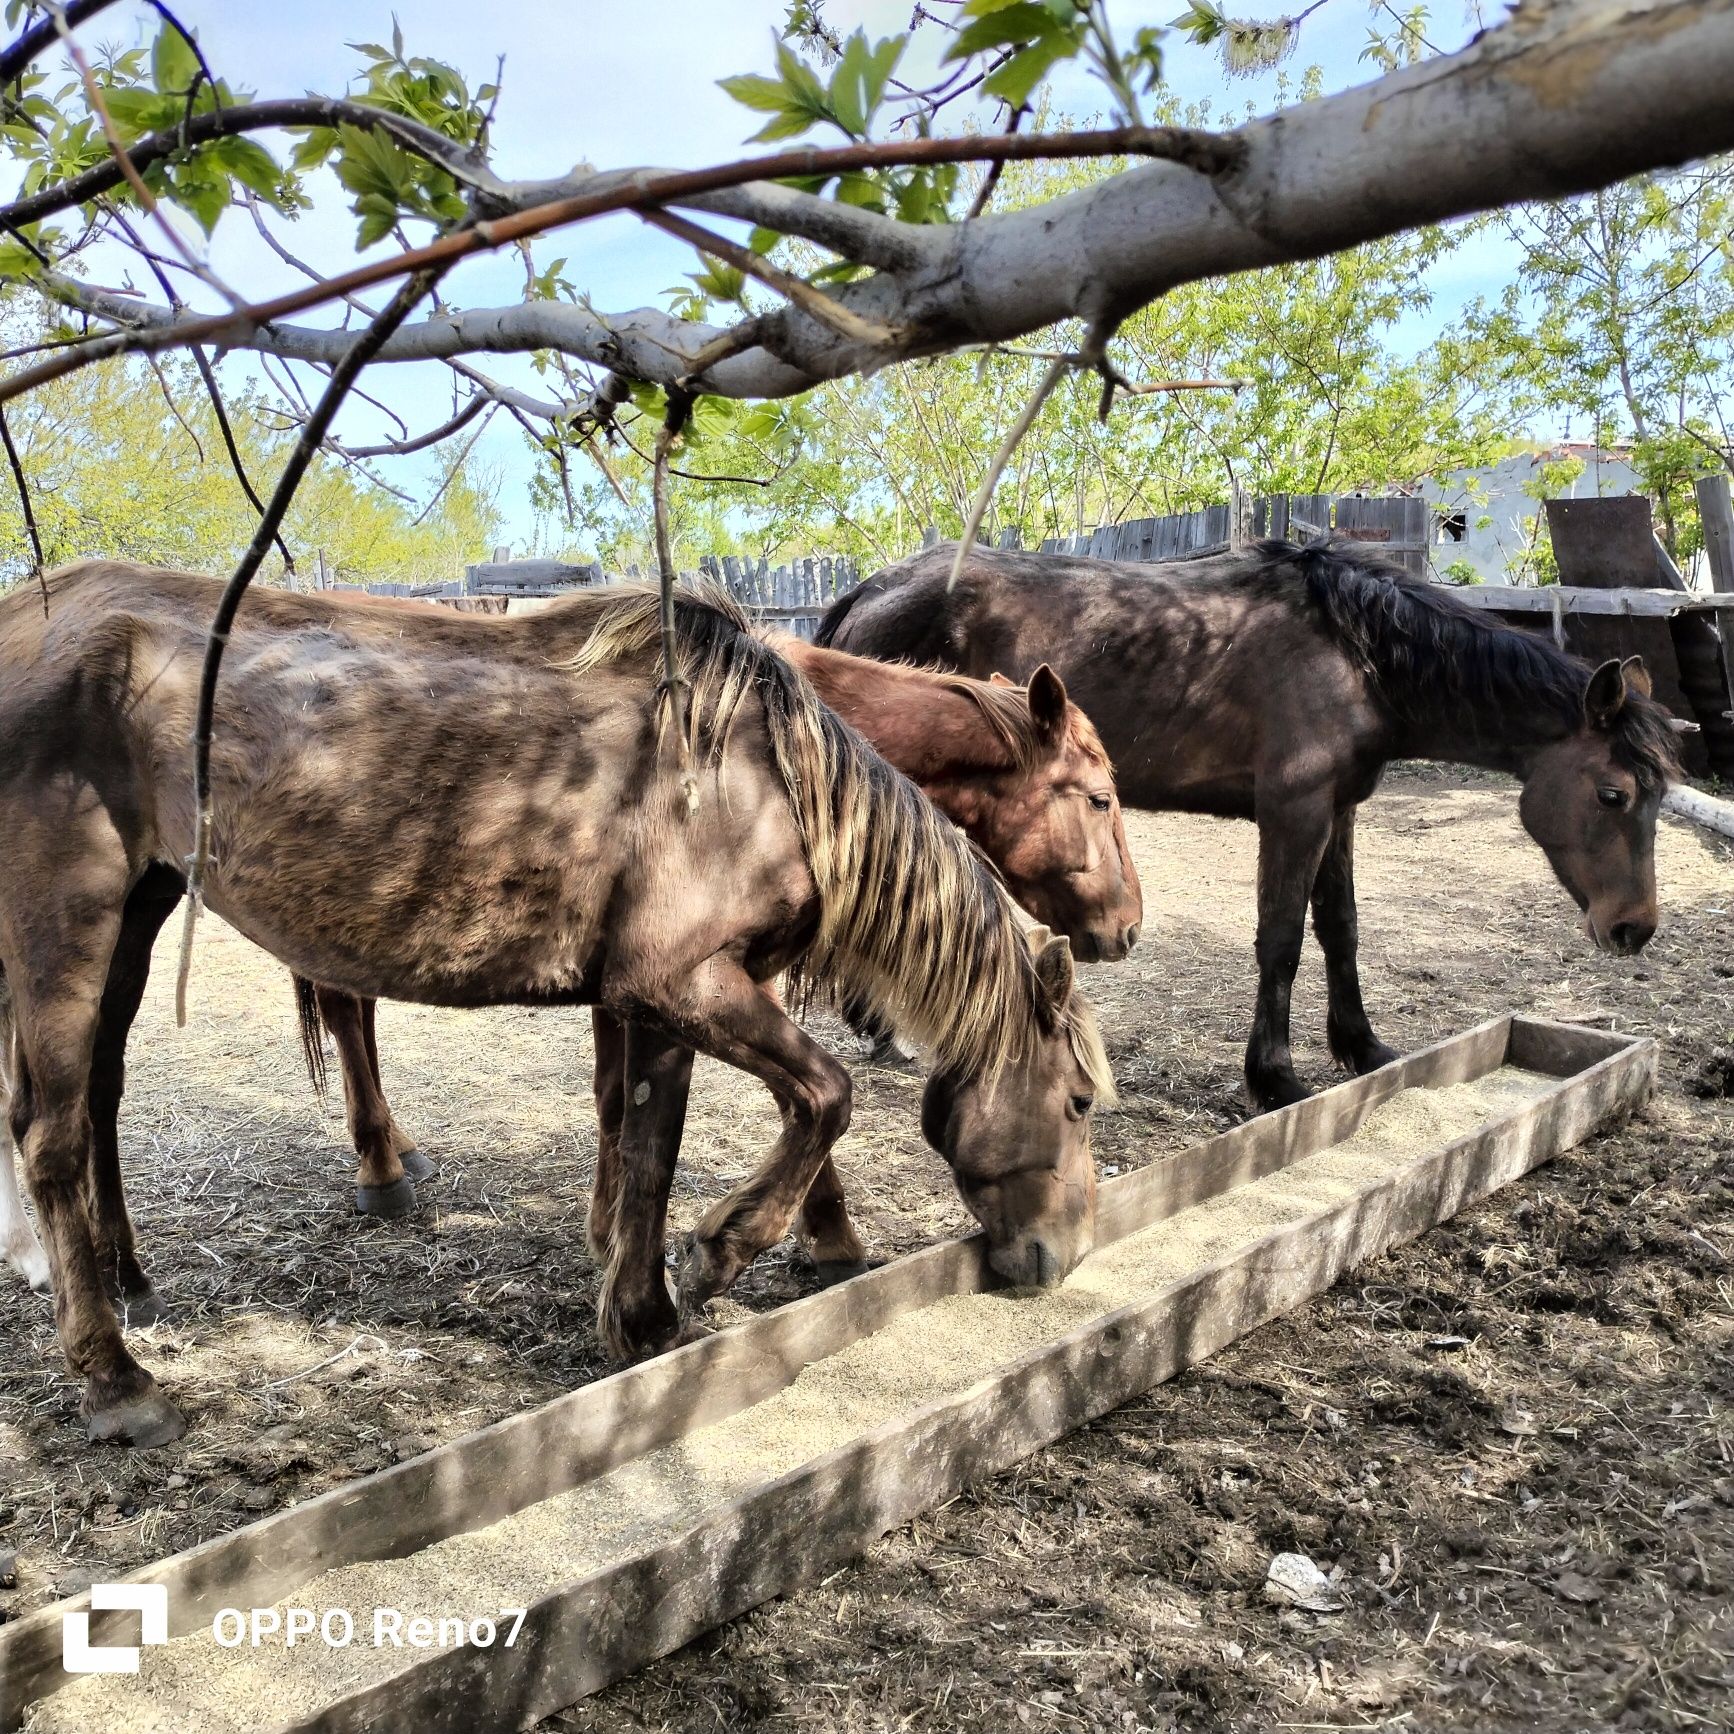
[1620, 655, 1653, 700]
[1028, 664, 1069, 738]
[988, 670, 1016, 688]
[1033, 934, 1074, 1018]
[1584, 659, 1627, 728]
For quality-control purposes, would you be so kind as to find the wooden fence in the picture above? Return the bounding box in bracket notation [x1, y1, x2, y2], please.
[1025, 492, 1431, 577]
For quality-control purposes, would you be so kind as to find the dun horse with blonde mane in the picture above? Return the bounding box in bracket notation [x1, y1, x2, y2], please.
[0, 566, 1113, 1448]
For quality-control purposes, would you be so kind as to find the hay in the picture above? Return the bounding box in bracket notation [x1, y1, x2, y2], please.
[27, 1067, 1554, 1733]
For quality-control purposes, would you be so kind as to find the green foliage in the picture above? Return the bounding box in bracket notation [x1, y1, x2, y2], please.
[1465, 161, 1734, 558]
[0, 329, 501, 591]
[290, 34, 495, 244]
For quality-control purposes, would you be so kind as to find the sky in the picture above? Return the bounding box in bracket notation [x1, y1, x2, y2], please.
[23, 1, 1527, 553]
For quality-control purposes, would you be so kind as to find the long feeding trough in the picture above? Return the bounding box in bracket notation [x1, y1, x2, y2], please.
[1, 1016, 1653, 1734]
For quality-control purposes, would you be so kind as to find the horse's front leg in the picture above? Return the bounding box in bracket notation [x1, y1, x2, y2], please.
[594, 1018, 694, 1360]
[1246, 796, 1334, 1112]
[315, 988, 425, 1217]
[661, 964, 852, 1331]
[1312, 809, 1399, 1078]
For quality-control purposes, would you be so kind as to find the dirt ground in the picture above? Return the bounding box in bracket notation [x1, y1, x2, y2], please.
[2, 764, 1731, 1733]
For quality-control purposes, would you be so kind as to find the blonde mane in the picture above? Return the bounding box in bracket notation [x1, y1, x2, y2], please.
[552, 585, 1116, 1100]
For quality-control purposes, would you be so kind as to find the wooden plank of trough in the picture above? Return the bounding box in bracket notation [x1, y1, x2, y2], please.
[1097, 1015, 1511, 1243]
[0, 1236, 989, 1728]
[287, 1032, 1655, 1734]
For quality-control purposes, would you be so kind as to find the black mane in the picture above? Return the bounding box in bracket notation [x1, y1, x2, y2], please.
[1271, 538, 1681, 787]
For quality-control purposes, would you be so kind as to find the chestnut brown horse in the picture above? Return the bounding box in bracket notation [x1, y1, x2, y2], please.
[818, 538, 1686, 1111]
[0, 564, 1113, 1445]
[291, 639, 1141, 1224]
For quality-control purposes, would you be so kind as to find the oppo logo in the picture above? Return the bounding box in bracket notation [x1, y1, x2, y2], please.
[62, 1583, 168, 1675]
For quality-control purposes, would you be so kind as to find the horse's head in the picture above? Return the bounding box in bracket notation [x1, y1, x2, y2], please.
[921, 930, 1112, 1288]
[971, 667, 1143, 963]
[1519, 656, 1686, 956]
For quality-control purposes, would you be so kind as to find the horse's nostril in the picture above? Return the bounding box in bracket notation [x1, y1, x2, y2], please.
[1610, 920, 1655, 955]
[1123, 923, 1140, 953]
[1033, 1240, 1059, 1286]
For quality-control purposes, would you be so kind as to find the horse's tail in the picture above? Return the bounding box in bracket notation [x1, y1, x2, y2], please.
[294, 975, 330, 1101]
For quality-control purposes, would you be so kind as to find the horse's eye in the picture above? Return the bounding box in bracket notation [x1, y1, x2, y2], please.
[1087, 793, 1113, 812]
[1067, 1093, 1094, 1120]
[1597, 786, 1629, 810]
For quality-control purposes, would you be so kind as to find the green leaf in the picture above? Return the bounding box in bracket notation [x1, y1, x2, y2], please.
[354, 191, 398, 248]
[212, 136, 283, 200]
[827, 31, 903, 137]
[150, 21, 201, 96]
[942, 2, 1059, 63]
[981, 34, 1072, 107]
[289, 127, 336, 170]
[716, 72, 791, 114]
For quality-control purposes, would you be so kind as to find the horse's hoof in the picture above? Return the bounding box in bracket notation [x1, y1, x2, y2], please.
[115, 1288, 166, 1328]
[7, 1247, 51, 1294]
[809, 1256, 873, 1289]
[355, 1177, 418, 1218]
[1247, 1075, 1312, 1115]
[674, 1233, 732, 1322]
[398, 1148, 437, 1182]
[86, 1388, 187, 1449]
[1354, 1041, 1401, 1075]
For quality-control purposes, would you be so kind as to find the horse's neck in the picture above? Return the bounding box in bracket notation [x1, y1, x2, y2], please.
[788, 643, 1019, 783]
[1387, 689, 1551, 778]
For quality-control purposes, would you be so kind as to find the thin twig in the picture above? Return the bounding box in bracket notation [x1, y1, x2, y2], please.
[191, 344, 295, 571]
[173, 264, 446, 1024]
[409, 404, 494, 527]
[339, 391, 488, 459]
[948, 353, 1071, 589]
[0, 400, 45, 611]
[642, 208, 899, 349]
[966, 105, 1027, 221]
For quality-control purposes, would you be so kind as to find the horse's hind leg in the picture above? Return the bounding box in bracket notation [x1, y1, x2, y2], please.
[316, 989, 422, 1217]
[0, 977, 51, 1293]
[360, 998, 433, 1182]
[1311, 809, 1399, 1078]
[1245, 797, 1333, 1112]
[6, 863, 185, 1444]
[594, 1017, 694, 1359]
[84, 865, 183, 1327]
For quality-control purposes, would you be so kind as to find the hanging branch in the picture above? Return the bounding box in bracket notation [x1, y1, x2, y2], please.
[948, 353, 1072, 589]
[652, 390, 698, 817]
[189, 344, 295, 572]
[173, 263, 447, 1024]
[0, 400, 46, 611]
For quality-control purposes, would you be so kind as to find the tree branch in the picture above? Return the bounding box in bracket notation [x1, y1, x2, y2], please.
[2, 0, 1731, 418]
[0, 95, 508, 230]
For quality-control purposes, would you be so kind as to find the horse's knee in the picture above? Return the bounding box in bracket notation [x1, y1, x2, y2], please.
[806, 1061, 852, 1147]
